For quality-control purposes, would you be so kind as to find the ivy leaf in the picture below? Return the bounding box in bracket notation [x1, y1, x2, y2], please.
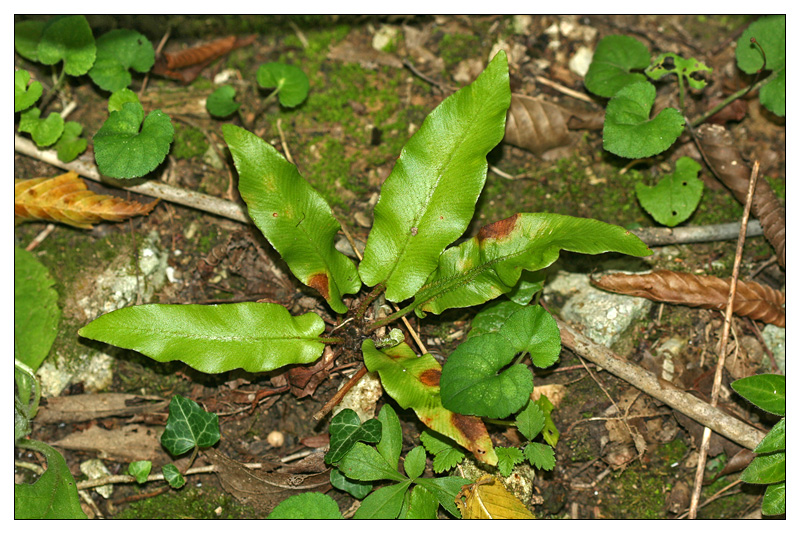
[330, 468, 372, 499]
[420, 430, 465, 473]
[635, 156, 703, 227]
[439, 332, 533, 419]
[127, 461, 152, 484]
[325, 409, 382, 464]
[353, 481, 412, 519]
[161, 464, 185, 489]
[602, 81, 684, 159]
[79, 302, 326, 374]
[495, 447, 524, 477]
[37, 15, 96, 76]
[93, 101, 173, 179]
[338, 442, 407, 482]
[359, 51, 510, 303]
[762, 482, 786, 516]
[754, 418, 785, 455]
[89, 29, 155, 92]
[268, 492, 342, 519]
[15, 70, 43, 112]
[160, 394, 220, 456]
[740, 451, 785, 485]
[584, 35, 650, 98]
[54, 121, 88, 163]
[108, 88, 140, 112]
[362, 340, 498, 465]
[14, 439, 86, 519]
[414, 213, 651, 316]
[736, 15, 785, 116]
[14, 20, 45, 62]
[401, 485, 438, 519]
[645, 53, 712, 91]
[256, 62, 310, 107]
[731, 374, 785, 416]
[377, 404, 403, 470]
[515, 401, 545, 442]
[523, 442, 556, 471]
[403, 446, 427, 480]
[415, 476, 472, 518]
[206, 85, 241, 118]
[223, 124, 360, 314]
[18, 108, 64, 147]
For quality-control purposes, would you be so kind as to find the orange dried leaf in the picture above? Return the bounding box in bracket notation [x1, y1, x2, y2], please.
[592, 270, 785, 327]
[152, 35, 257, 84]
[456, 475, 535, 519]
[15, 171, 158, 229]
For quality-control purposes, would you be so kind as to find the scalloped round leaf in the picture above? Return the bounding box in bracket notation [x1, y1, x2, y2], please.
[37, 16, 96, 76]
[584, 34, 650, 98]
[759, 68, 785, 117]
[93, 102, 173, 179]
[268, 492, 342, 519]
[18, 108, 64, 147]
[14, 246, 60, 373]
[89, 29, 155, 92]
[78, 302, 326, 374]
[501, 305, 561, 368]
[160, 394, 220, 456]
[440, 333, 533, 419]
[55, 121, 88, 163]
[206, 85, 241, 117]
[736, 16, 785, 74]
[468, 300, 524, 339]
[635, 156, 703, 226]
[15, 70, 43, 112]
[602, 81, 684, 158]
[15, 20, 45, 62]
[108, 88, 140, 112]
[256, 62, 309, 107]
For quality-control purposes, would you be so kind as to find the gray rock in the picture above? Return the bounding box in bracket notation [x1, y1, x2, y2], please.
[761, 324, 785, 373]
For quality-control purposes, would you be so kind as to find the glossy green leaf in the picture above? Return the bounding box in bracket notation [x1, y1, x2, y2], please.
[516, 400, 546, 442]
[731, 374, 785, 416]
[584, 35, 650, 98]
[645, 53, 712, 90]
[325, 408, 382, 464]
[495, 446, 524, 477]
[420, 429, 465, 473]
[603, 81, 684, 159]
[37, 15, 96, 76]
[403, 446, 427, 480]
[14, 70, 42, 112]
[762, 482, 785, 516]
[635, 156, 703, 227]
[108, 88, 139, 112]
[161, 464, 185, 489]
[14, 20, 45, 62]
[55, 121, 88, 163]
[160, 394, 220, 456]
[256, 62, 310, 107]
[338, 442, 407, 482]
[377, 403, 403, 470]
[523, 442, 555, 471]
[78, 302, 326, 374]
[440, 332, 533, 419]
[268, 492, 342, 519]
[330, 468, 372, 499]
[754, 418, 785, 455]
[535, 395, 560, 448]
[359, 51, 511, 302]
[93, 101, 173, 178]
[14, 439, 86, 519]
[206, 85, 241, 117]
[128, 461, 152, 484]
[89, 29, 155, 92]
[740, 451, 785, 485]
[354, 481, 411, 519]
[223, 124, 360, 313]
[402, 485, 438, 519]
[414, 476, 471, 518]
[362, 340, 498, 465]
[18, 107, 64, 147]
[414, 213, 652, 315]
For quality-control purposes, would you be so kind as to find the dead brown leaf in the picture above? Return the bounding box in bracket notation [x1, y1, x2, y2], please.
[52, 424, 168, 464]
[152, 35, 257, 84]
[35, 393, 168, 424]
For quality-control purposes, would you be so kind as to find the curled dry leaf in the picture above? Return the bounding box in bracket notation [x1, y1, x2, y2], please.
[592, 270, 785, 327]
[695, 124, 785, 267]
[15, 171, 158, 229]
[504, 94, 604, 157]
[152, 35, 257, 84]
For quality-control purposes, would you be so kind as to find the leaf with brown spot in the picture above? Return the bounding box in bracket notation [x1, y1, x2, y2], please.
[592, 270, 785, 327]
[362, 339, 497, 465]
[456, 475, 535, 519]
[15, 172, 157, 229]
[413, 213, 652, 315]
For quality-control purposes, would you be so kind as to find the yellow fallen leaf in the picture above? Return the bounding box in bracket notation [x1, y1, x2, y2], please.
[456, 475, 535, 519]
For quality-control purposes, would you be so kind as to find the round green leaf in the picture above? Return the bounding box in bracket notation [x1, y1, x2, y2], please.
[18, 108, 65, 147]
[602, 81, 684, 159]
[256, 62, 309, 107]
[440, 333, 533, 419]
[127, 461, 152, 484]
[93, 101, 174, 179]
[501, 305, 561, 369]
[55, 121, 88, 163]
[37, 15, 96, 76]
[759, 69, 785, 117]
[108, 88, 140, 112]
[736, 16, 785, 74]
[635, 156, 703, 226]
[584, 35, 650, 98]
[160, 394, 220, 456]
[89, 29, 155, 92]
[15, 20, 45, 62]
[268, 492, 342, 519]
[14, 246, 60, 374]
[15, 70, 43, 112]
[206, 85, 241, 117]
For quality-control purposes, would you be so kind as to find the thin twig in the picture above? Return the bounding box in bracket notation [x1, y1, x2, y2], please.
[688, 161, 759, 519]
[75, 462, 266, 491]
[25, 224, 56, 251]
[534, 75, 599, 106]
[312, 364, 368, 421]
[276, 118, 295, 165]
[141, 28, 172, 96]
[631, 220, 763, 246]
[678, 479, 744, 519]
[575, 355, 637, 446]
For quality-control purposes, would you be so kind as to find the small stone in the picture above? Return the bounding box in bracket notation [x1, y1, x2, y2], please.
[80, 459, 113, 498]
[569, 46, 594, 77]
[267, 431, 285, 448]
[333, 370, 383, 422]
[372, 25, 399, 52]
[761, 325, 785, 373]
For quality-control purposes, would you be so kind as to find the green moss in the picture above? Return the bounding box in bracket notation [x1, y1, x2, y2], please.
[602, 468, 667, 519]
[765, 176, 785, 200]
[115, 485, 258, 519]
[172, 124, 209, 160]
[657, 438, 688, 465]
[438, 32, 483, 68]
